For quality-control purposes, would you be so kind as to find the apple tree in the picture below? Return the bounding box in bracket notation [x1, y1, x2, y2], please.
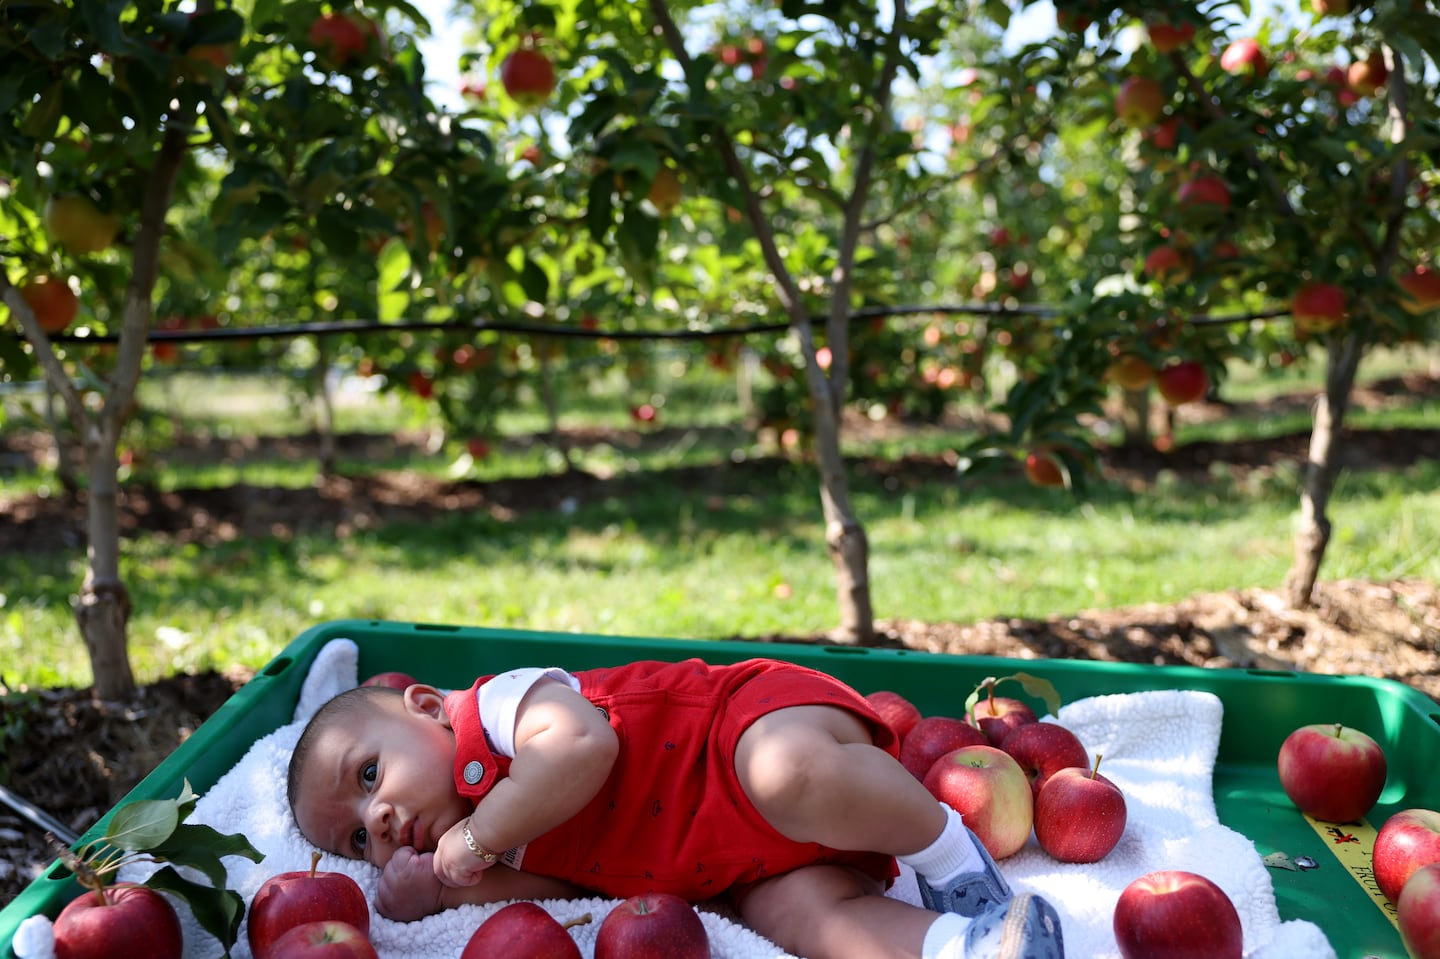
[0, 0, 538, 696]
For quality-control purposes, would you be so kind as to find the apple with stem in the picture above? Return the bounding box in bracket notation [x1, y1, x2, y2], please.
[922, 745, 1033, 860]
[594, 893, 711, 959]
[864, 690, 922, 743]
[266, 920, 377, 959]
[1113, 870, 1243, 959]
[461, 902, 591, 959]
[1374, 808, 1440, 904]
[1034, 754, 1127, 863]
[967, 688, 1037, 748]
[1398, 863, 1440, 959]
[248, 851, 371, 959]
[1002, 721, 1090, 801]
[53, 883, 183, 959]
[1276, 722, 1387, 824]
[900, 715, 988, 781]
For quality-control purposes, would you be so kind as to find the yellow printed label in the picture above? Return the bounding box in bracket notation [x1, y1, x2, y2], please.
[1302, 813, 1400, 929]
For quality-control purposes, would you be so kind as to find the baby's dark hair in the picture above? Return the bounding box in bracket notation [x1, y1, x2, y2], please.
[286, 684, 402, 815]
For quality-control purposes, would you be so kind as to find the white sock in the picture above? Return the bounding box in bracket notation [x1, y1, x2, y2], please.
[899, 805, 986, 884]
[922, 912, 973, 959]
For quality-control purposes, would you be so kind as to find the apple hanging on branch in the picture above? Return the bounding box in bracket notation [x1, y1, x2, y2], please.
[501, 44, 557, 108]
[48, 780, 263, 958]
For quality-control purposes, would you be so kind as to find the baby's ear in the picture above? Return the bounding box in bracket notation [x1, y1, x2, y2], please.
[402, 684, 451, 725]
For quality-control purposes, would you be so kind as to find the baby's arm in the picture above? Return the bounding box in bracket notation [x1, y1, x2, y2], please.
[433, 677, 619, 888]
[378, 848, 586, 921]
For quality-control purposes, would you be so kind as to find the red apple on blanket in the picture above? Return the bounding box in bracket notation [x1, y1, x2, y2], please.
[865, 690, 923, 743]
[360, 670, 419, 690]
[899, 715, 988, 781]
[594, 893, 711, 959]
[1375, 808, 1440, 904]
[1034, 754, 1127, 863]
[922, 745, 1033, 859]
[1276, 722, 1387, 822]
[249, 852, 370, 958]
[1398, 863, 1440, 959]
[967, 695, 1037, 747]
[1112, 870, 1243, 959]
[461, 901, 585, 959]
[1001, 721, 1090, 800]
[265, 920, 378, 959]
[53, 882, 183, 959]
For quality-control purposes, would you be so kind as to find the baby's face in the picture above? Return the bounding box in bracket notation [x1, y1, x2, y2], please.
[292, 689, 472, 869]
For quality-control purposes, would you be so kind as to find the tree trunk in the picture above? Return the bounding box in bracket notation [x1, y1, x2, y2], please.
[313, 336, 337, 477]
[76, 422, 135, 699]
[1285, 333, 1363, 608]
[811, 401, 875, 643]
[1117, 387, 1151, 447]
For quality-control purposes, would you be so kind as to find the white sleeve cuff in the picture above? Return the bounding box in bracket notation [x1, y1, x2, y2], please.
[475, 667, 580, 757]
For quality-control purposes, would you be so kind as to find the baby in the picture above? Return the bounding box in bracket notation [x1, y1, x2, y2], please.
[288, 657, 1063, 959]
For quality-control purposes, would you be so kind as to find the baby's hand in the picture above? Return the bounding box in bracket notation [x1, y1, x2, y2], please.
[432, 819, 495, 888]
[376, 847, 444, 922]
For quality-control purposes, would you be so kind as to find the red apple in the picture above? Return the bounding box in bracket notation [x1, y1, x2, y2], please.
[922, 745, 1033, 860]
[1034, 755, 1127, 863]
[461, 902, 582, 959]
[1399, 266, 1440, 315]
[1290, 282, 1347, 334]
[1116, 76, 1165, 128]
[1023, 451, 1065, 489]
[1399, 862, 1440, 959]
[248, 852, 371, 959]
[16, 276, 80, 335]
[1348, 50, 1388, 96]
[266, 920, 377, 959]
[864, 690, 922, 743]
[1155, 360, 1209, 406]
[360, 671, 418, 690]
[44, 194, 120, 255]
[1219, 38, 1268, 79]
[1375, 808, 1440, 904]
[1177, 174, 1231, 212]
[53, 883, 182, 959]
[307, 12, 379, 68]
[1146, 21, 1196, 53]
[1002, 721, 1090, 800]
[967, 695, 1037, 748]
[1276, 722, 1387, 823]
[1113, 871, 1243, 959]
[501, 47, 557, 108]
[594, 893, 710, 959]
[900, 715, 988, 781]
[1143, 244, 1191, 283]
[406, 371, 434, 399]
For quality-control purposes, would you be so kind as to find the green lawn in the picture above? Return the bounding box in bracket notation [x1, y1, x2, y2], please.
[3, 345, 1438, 689]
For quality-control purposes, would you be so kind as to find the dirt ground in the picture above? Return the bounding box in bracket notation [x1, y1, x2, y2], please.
[2, 373, 1439, 906]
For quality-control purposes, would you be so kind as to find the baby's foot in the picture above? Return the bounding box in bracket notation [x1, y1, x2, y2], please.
[918, 825, 1011, 917]
[963, 892, 1064, 959]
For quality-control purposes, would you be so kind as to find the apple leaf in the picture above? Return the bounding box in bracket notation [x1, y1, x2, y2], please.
[962, 672, 1063, 721]
[104, 797, 181, 851]
[148, 822, 265, 889]
[146, 864, 248, 954]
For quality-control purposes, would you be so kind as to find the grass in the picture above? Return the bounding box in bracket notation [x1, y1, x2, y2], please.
[3, 345, 1438, 690]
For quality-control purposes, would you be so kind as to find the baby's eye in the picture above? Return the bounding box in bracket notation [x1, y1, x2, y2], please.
[352, 827, 368, 855]
[361, 761, 377, 787]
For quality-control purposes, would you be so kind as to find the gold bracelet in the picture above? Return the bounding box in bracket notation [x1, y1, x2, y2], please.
[461, 819, 499, 863]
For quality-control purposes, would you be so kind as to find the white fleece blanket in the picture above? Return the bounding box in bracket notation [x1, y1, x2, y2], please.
[18, 638, 1336, 959]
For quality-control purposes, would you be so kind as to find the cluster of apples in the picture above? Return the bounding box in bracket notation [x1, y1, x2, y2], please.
[463, 892, 710, 959]
[246, 852, 376, 959]
[1277, 722, 1440, 959]
[865, 681, 1128, 865]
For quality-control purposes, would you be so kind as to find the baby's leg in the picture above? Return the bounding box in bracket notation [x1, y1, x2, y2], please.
[733, 704, 947, 856]
[738, 864, 933, 959]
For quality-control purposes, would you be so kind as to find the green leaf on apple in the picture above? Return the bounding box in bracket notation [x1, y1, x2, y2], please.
[963, 672, 1062, 720]
[147, 864, 249, 954]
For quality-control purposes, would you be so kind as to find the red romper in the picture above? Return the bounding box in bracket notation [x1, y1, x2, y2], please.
[442, 657, 901, 903]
